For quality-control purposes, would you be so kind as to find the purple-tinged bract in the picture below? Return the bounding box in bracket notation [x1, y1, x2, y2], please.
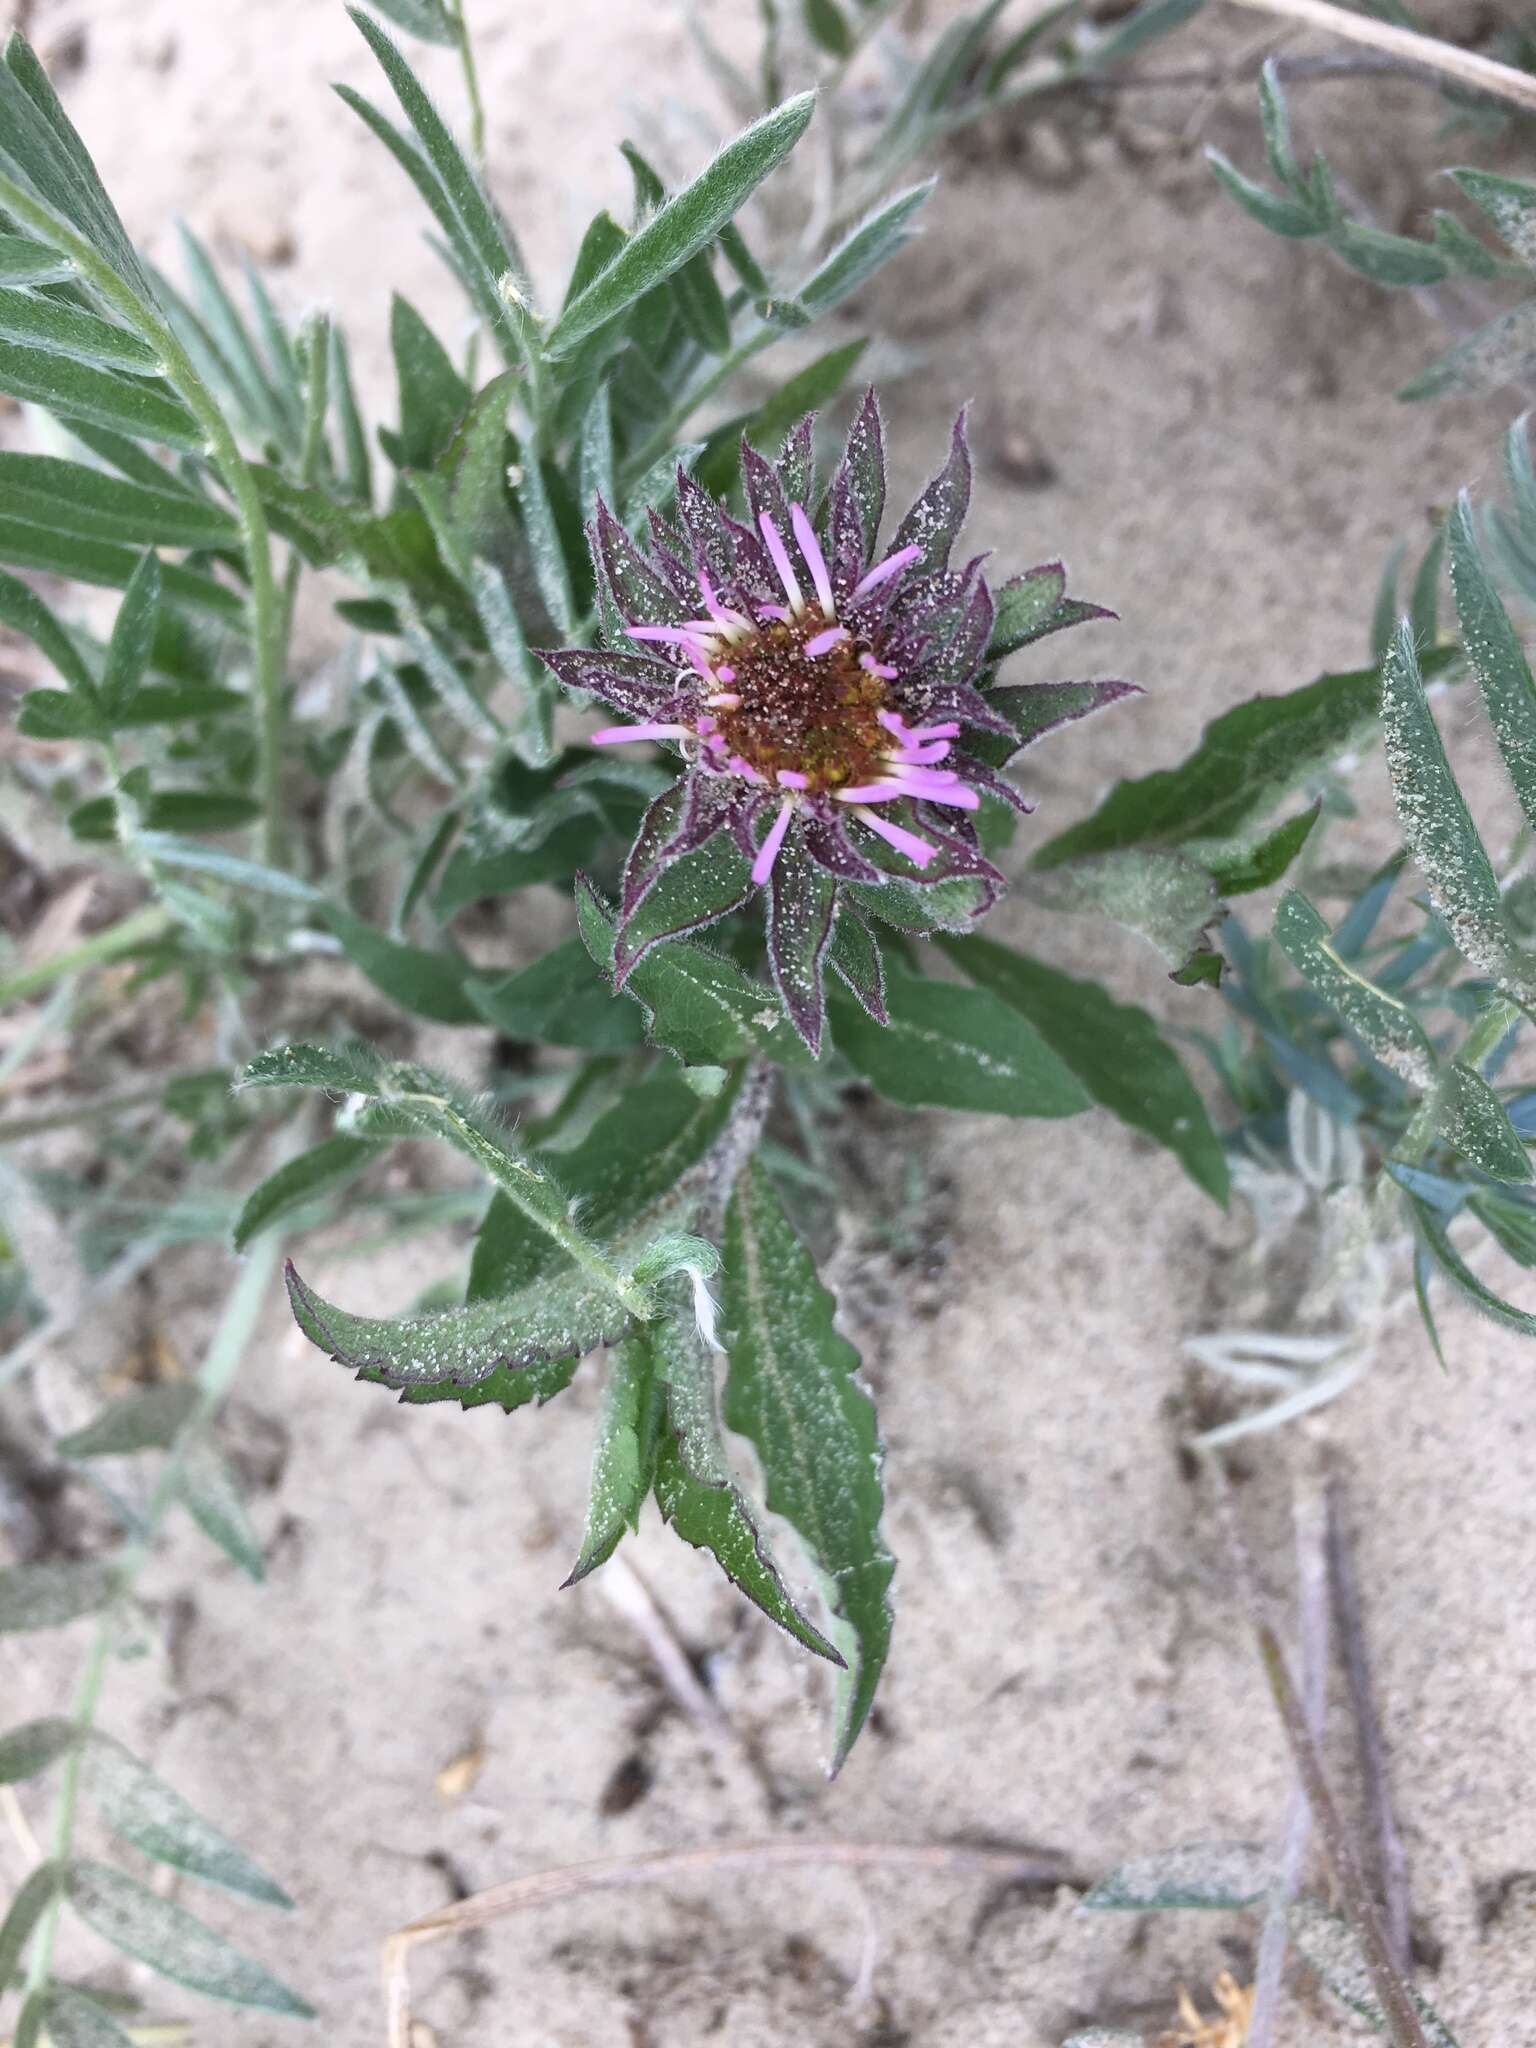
[537, 393, 1124, 1054]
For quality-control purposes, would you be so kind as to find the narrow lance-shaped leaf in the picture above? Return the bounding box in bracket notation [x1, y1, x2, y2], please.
[1447, 490, 1536, 832]
[0, 1864, 61, 1991]
[1429, 1059, 1532, 1185]
[0, 453, 238, 549]
[232, 1134, 385, 1253]
[80, 1731, 293, 1904]
[723, 1161, 893, 1768]
[1273, 889, 1436, 1087]
[651, 1309, 843, 1666]
[178, 1439, 265, 1582]
[0, 563, 96, 698]
[63, 1861, 313, 2016]
[55, 1383, 198, 1458]
[34, 1990, 135, 2048]
[565, 1331, 665, 1584]
[0, 1560, 119, 1634]
[99, 550, 160, 721]
[548, 92, 816, 356]
[1081, 1841, 1273, 1912]
[1379, 620, 1530, 993]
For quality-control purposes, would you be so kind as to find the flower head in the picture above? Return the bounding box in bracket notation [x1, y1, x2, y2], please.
[539, 394, 1125, 1053]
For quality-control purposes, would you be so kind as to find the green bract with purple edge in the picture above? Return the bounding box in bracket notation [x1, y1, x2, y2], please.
[537, 391, 1130, 1054]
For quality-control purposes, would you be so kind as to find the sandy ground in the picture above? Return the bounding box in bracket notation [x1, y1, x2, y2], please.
[4, 1, 1536, 2044]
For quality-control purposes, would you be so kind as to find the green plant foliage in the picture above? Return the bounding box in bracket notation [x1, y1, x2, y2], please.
[722, 1162, 892, 1767]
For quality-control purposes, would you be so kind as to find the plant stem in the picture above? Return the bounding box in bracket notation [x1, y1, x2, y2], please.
[1223, 0, 1536, 113]
[0, 904, 172, 1007]
[451, 0, 488, 176]
[19, 1238, 279, 2001]
[0, 176, 289, 870]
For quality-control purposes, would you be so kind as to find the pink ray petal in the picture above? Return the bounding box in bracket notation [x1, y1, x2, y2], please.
[727, 754, 766, 783]
[626, 622, 713, 649]
[751, 797, 796, 885]
[892, 766, 963, 792]
[804, 626, 850, 658]
[854, 805, 935, 868]
[758, 512, 805, 612]
[860, 654, 899, 679]
[591, 721, 690, 746]
[758, 602, 792, 622]
[887, 739, 953, 767]
[790, 502, 836, 617]
[716, 665, 736, 683]
[777, 769, 811, 790]
[900, 720, 961, 742]
[850, 543, 921, 604]
[909, 782, 980, 811]
[835, 782, 906, 804]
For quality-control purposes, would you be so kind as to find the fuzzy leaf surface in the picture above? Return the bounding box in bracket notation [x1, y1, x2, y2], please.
[652, 1312, 842, 1665]
[1273, 889, 1436, 1086]
[723, 1162, 892, 1766]
[830, 969, 1089, 1116]
[80, 1732, 292, 1904]
[63, 1861, 313, 2016]
[1082, 1841, 1272, 1911]
[935, 933, 1228, 1203]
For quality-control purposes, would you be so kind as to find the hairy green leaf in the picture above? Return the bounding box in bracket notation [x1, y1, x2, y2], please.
[320, 903, 478, 1024]
[34, 1989, 135, 2048]
[99, 550, 160, 720]
[1288, 1899, 1460, 2047]
[178, 1440, 264, 1582]
[1430, 1059, 1532, 1185]
[0, 562, 96, 696]
[1034, 665, 1386, 870]
[468, 936, 643, 1051]
[723, 1161, 892, 1767]
[831, 968, 1090, 1117]
[0, 453, 236, 549]
[565, 1331, 664, 1582]
[0, 1717, 79, 1783]
[232, 1134, 384, 1253]
[549, 94, 815, 356]
[652, 1310, 842, 1665]
[0, 1863, 60, 1991]
[577, 874, 813, 1067]
[1448, 491, 1536, 834]
[365, 0, 456, 42]
[1024, 847, 1222, 975]
[935, 933, 1228, 1203]
[0, 337, 202, 449]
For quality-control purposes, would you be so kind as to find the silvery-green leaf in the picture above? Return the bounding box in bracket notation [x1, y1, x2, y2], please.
[796, 181, 934, 315]
[1429, 1059, 1532, 1185]
[1447, 491, 1536, 834]
[0, 453, 236, 550]
[63, 1860, 313, 2016]
[365, 0, 456, 42]
[1081, 1840, 1272, 1911]
[36, 1987, 135, 2047]
[0, 563, 96, 697]
[1288, 1899, 1460, 2047]
[178, 1440, 264, 1583]
[55, 1384, 198, 1459]
[723, 1162, 892, 1767]
[548, 94, 815, 357]
[1400, 300, 1536, 402]
[0, 1560, 119, 1634]
[1450, 167, 1536, 266]
[99, 550, 159, 721]
[0, 1717, 79, 1783]
[0, 337, 202, 450]
[1379, 621, 1531, 993]
[1273, 889, 1436, 1086]
[1025, 847, 1222, 975]
[80, 1732, 291, 1904]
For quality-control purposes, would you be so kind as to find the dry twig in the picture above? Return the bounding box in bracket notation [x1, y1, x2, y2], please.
[1223, 0, 1536, 114]
[381, 1838, 1074, 2048]
[1327, 1474, 1412, 1973]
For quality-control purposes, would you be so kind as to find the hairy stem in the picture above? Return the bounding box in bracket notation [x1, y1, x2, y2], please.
[1223, 0, 1536, 113]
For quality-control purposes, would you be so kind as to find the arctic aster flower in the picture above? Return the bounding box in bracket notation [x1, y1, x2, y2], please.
[539, 394, 1123, 1053]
